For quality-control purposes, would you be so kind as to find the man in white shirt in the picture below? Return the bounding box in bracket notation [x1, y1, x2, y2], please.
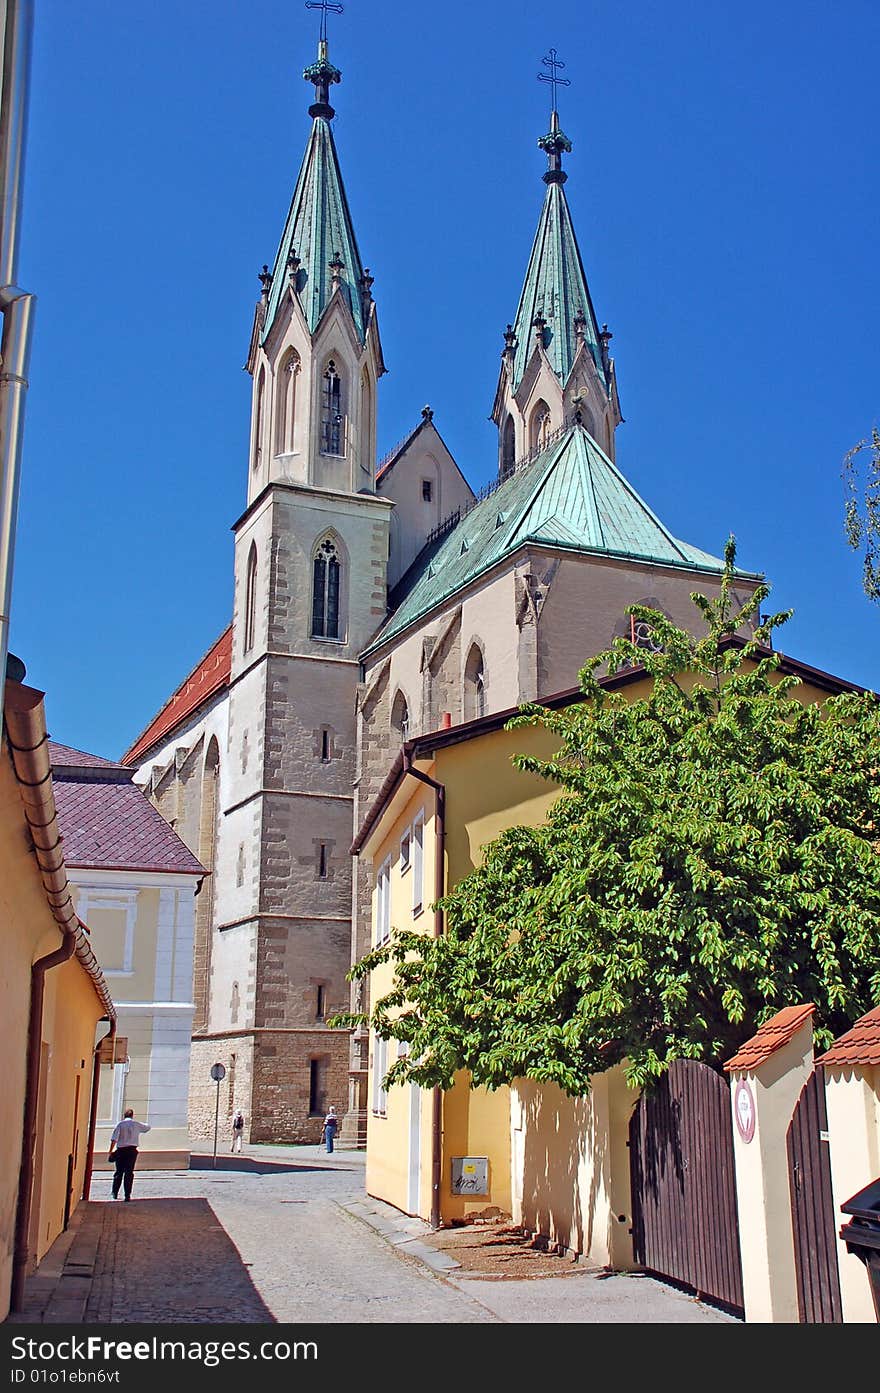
[108, 1108, 151, 1201]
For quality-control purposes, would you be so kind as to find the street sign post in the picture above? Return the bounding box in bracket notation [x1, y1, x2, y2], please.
[210, 1062, 226, 1168]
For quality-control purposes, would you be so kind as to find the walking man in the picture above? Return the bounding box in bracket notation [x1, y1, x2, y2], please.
[231, 1109, 245, 1154]
[108, 1108, 151, 1201]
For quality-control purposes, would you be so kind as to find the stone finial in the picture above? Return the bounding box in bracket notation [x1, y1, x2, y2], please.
[532, 312, 547, 349]
[573, 307, 587, 343]
[358, 267, 374, 314]
[329, 250, 344, 291]
[421, 405, 434, 424]
[503, 323, 517, 358]
[287, 247, 301, 283]
[258, 264, 272, 298]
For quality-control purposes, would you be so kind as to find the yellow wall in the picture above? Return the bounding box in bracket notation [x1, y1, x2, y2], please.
[825, 1064, 880, 1323]
[0, 748, 107, 1316]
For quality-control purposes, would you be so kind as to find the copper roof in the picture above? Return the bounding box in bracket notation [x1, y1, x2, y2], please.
[724, 1004, 814, 1072]
[123, 626, 232, 766]
[817, 1006, 880, 1068]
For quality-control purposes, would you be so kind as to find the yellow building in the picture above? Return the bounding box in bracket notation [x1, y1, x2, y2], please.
[1, 676, 115, 1319]
[353, 639, 867, 1257]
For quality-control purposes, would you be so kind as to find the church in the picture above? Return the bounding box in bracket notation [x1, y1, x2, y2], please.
[122, 25, 762, 1145]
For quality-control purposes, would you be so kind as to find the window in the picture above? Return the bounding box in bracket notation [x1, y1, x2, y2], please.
[421, 479, 433, 502]
[320, 727, 331, 763]
[315, 985, 326, 1021]
[252, 366, 265, 468]
[312, 536, 341, 639]
[630, 615, 663, 653]
[309, 1058, 328, 1116]
[275, 349, 300, 455]
[464, 643, 486, 721]
[400, 828, 411, 874]
[501, 414, 516, 478]
[243, 543, 257, 653]
[411, 812, 424, 916]
[375, 857, 391, 945]
[529, 399, 551, 452]
[321, 359, 343, 455]
[318, 843, 328, 879]
[372, 1034, 388, 1116]
[236, 844, 245, 888]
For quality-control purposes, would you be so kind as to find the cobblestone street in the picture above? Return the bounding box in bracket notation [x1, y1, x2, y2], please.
[9, 1148, 737, 1325]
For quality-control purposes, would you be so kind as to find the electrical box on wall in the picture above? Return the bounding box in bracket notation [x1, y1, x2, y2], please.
[450, 1156, 489, 1196]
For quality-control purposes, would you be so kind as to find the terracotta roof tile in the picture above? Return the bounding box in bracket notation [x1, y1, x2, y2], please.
[123, 626, 232, 766]
[724, 1004, 814, 1073]
[817, 1006, 880, 1068]
[53, 777, 205, 875]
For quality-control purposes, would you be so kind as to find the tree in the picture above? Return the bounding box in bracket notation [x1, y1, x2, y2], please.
[843, 427, 880, 603]
[344, 541, 880, 1095]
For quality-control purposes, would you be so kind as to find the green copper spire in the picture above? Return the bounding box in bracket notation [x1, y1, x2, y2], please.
[507, 65, 604, 393]
[261, 27, 369, 346]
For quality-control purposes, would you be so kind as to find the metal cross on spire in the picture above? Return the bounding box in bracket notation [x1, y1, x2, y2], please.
[538, 47, 570, 115]
[305, 0, 344, 45]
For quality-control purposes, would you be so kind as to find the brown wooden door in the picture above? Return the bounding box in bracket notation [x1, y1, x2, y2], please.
[787, 1070, 843, 1322]
[629, 1058, 744, 1314]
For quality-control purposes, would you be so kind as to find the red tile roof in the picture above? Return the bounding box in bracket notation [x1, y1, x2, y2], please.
[724, 1004, 815, 1073]
[123, 626, 232, 766]
[53, 776, 205, 875]
[817, 1006, 880, 1068]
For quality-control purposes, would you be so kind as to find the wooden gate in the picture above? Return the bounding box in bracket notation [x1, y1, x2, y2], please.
[787, 1070, 843, 1322]
[629, 1058, 744, 1314]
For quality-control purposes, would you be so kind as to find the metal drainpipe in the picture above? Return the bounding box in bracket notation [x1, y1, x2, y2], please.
[403, 753, 446, 1230]
[0, 0, 36, 707]
[83, 1019, 115, 1202]
[11, 929, 77, 1312]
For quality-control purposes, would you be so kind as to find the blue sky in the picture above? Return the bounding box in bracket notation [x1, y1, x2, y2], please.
[11, 0, 880, 759]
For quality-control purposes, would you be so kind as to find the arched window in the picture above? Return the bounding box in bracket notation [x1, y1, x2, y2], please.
[529, 399, 551, 452]
[244, 543, 257, 653]
[275, 349, 299, 455]
[252, 366, 266, 469]
[312, 535, 341, 639]
[359, 367, 371, 473]
[391, 690, 410, 743]
[501, 414, 516, 478]
[321, 359, 344, 456]
[464, 644, 486, 721]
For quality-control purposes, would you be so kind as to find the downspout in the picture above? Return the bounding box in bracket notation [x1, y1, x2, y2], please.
[83, 1018, 115, 1202]
[0, 0, 36, 708]
[403, 752, 446, 1230]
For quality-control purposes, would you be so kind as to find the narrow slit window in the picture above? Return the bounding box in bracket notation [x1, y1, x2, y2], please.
[316, 985, 326, 1021]
[318, 843, 328, 879]
[320, 728, 331, 762]
[422, 479, 433, 502]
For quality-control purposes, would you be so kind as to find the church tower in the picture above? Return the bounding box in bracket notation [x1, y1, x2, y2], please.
[206, 27, 393, 1140]
[491, 66, 623, 479]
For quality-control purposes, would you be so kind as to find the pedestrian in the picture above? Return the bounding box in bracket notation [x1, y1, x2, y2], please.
[231, 1109, 245, 1153]
[322, 1105, 338, 1154]
[108, 1108, 151, 1201]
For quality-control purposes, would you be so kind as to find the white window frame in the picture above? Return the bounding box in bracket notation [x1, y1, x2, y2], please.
[75, 887, 137, 977]
[411, 811, 424, 917]
[372, 1034, 388, 1116]
[375, 856, 391, 946]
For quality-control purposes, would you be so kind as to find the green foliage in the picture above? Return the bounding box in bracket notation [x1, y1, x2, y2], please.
[349, 539, 880, 1095]
[843, 427, 880, 603]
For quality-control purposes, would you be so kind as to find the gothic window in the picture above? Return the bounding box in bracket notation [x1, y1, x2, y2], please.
[391, 690, 410, 743]
[252, 366, 266, 469]
[311, 535, 342, 639]
[275, 349, 300, 455]
[529, 400, 551, 452]
[501, 414, 516, 478]
[464, 643, 486, 721]
[321, 359, 344, 456]
[359, 367, 371, 472]
[630, 615, 663, 653]
[244, 543, 257, 653]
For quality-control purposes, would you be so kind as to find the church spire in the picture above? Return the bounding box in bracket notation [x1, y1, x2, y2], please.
[260, 6, 369, 346]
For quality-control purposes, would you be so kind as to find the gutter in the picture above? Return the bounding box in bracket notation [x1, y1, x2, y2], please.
[5, 677, 116, 1310]
[0, 0, 36, 710]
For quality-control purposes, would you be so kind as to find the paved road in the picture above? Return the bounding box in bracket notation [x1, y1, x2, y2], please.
[11, 1147, 737, 1325]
